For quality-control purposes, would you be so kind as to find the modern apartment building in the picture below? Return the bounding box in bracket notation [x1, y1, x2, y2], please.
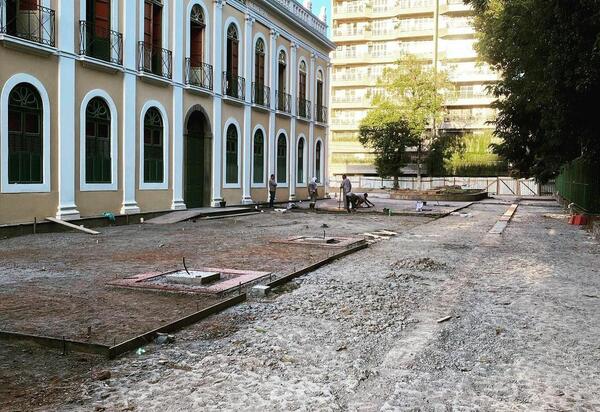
[330, 0, 498, 178]
[0, 0, 333, 225]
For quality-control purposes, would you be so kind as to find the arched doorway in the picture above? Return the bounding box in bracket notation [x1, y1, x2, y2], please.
[185, 108, 212, 208]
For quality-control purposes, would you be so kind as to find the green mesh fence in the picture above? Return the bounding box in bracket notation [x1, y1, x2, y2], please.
[556, 158, 600, 213]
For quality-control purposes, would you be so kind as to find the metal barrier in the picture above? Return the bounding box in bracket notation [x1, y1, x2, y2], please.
[556, 158, 600, 213]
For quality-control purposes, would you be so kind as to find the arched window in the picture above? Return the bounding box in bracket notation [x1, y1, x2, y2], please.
[277, 50, 287, 111]
[253, 129, 264, 184]
[7, 83, 43, 184]
[190, 4, 205, 66]
[276, 133, 287, 184]
[316, 70, 324, 122]
[297, 137, 305, 184]
[85, 97, 111, 184]
[254, 38, 266, 105]
[225, 23, 239, 97]
[315, 140, 322, 183]
[143, 108, 164, 183]
[298, 60, 308, 118]
[225, 124, 238, 184]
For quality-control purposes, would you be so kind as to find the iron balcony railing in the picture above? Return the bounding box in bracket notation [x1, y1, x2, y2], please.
[251, 82, 270, 107]
[316, 104, 328, 123]
[276, 90, 291, 113]
[137, 41, 172, 79]
[79, 20, 122, 65]
[223, 71, 245, 99]
[0, 0, 55, 47]
[298, 97, 311, 120]
[185, 59, 213, 91]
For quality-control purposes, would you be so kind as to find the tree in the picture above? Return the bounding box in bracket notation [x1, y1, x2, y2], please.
[358, 99, 419, 188]
[467, 0, 600, 182]
[376, 55, 454, 186]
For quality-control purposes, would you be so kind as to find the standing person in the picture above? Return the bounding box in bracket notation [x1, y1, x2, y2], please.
[340, 174, 352, 212]
[268, 174, 277, 208]
[308, 177, 318, 207]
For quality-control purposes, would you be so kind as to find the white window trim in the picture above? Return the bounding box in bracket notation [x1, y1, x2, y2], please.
[296, 134, 307, 187]
[298, 57, 308, 99]
[138, 0, 169, 51]
[252, 32, 269, 87]
[315, 137, 325, 186]
[139, 100, 170, 190]
[79, 90, 119, 191]
[1, 73, 51, 193]
[185, 0, 211, 65]
[223, 117, 241, 189]
[223, 17, 242, 74]
[79, 0, 120, 62]
[275, 128, 289, 188]
[251, 124, 267, 188]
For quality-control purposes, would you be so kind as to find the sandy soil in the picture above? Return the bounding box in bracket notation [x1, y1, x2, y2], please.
[52, 198, 600, 411]
[0, 210, 428, 411]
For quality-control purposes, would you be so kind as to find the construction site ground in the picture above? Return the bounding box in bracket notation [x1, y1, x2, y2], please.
[2, 197, 600, 411]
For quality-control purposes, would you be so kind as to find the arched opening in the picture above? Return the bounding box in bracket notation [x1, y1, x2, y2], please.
[143, 107, 164, 183]
[185, 108, 212, 208]
[315, 140, 322, 183]
[254, 38, 266, 105]
[225, 23, 240, 98]
[276, 133, 287, 184]
[190, 5, 205, 66]
[297, 137, 305, 184]
[7, 82, 43, 184]
[277, 50, 287, 111]
[85, 97, 111, 184]
[316, 70, 325, 122]
[143, 0, 164, 76]
[298, 60, 308, 118]
[253, 129, 265, 184]
[225, 123, 239, 184]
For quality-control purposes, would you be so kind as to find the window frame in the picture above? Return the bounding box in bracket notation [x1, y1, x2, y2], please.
[276, 130, 289, 187]
[222, 118, 241, 189]
[296, 135, 307, 187]
[139, 100, 169, 190]
[80, 89, 119, 191]
[1, 73, 51, 194]
[315, 138, 324, 186]
[251, 125, 267, 187]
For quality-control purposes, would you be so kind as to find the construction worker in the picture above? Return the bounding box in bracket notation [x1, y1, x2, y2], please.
[308, 177, 318, 207]
[340, 174, 352, 212]
[268, 174, 277, 208]
[356, 193, 375, 208]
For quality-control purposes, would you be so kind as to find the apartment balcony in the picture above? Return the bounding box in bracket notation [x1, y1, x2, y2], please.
[333, 2, 368, 20]
[0, 1, 55, 47]
[185, 59, 213, 91]
[251, 82, 270, 108]
[331, 95, 370, 108]
[439, 20, 476, 38]
[298, 97, 311, 120]
[332, 74, 378, 87]
[276, 90, 291, 113]
[449, 68, 498, 83]
[445, 91, 495, 106]
[440, 0, 472, 14]
[371, 26, 434, 41]
[331, 118, 361, 130]
[138, 41, 172, 79]
[79, 21, 122, 65]
[316, 104, 328, 123]
[332, 27, 369, 42]
[371, 0, 434, 17]
[440, 114, 496, 129]
[223, 71, 245, 100]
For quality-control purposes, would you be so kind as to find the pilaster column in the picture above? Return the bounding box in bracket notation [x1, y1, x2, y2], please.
[268, 29, 278, 186]
[241, 14, 254, 204]
[288, 42, 298, 200]
[56, 0, 80, 219]
[308, 53, 316, 180]
[172, 0, 186, 209]
[121, 0, 140, 214]
[211, 0, 225, 206]
[325, 62, 333, 192]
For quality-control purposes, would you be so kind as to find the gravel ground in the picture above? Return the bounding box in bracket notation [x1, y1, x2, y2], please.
[46, 198, 600, 411]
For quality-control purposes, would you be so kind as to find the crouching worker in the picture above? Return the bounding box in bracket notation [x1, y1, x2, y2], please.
[356, 193, 375, 208]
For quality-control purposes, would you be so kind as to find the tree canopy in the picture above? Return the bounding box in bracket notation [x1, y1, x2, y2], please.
[468, 0, 600, 181]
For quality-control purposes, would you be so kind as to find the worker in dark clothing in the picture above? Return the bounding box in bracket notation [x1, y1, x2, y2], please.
[268, 174, 277, 208]
[356, 193, 375, 208]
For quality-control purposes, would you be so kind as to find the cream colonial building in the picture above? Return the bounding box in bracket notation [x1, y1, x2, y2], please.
[330, 0, 498, 177]
[0, 0, 333, 225]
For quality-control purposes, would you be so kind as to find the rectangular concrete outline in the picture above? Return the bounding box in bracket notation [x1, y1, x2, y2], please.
[271, 235, 367, 249]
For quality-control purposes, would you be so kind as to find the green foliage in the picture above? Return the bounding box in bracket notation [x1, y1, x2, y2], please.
[358, 100, 418, 180]
[467, 0, 600, 182]
[556, 157, 600, 213]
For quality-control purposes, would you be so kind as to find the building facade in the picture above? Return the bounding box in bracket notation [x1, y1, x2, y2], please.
[330, 0, 498, 178]
[0, 0, 334, 225]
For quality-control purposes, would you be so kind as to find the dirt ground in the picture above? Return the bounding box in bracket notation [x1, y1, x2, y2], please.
[0, 209, 430, 411]
[44, 197, 600, 412]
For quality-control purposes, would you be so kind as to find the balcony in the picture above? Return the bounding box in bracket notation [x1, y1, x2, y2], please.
[185, 59, 213, 91]
[138, 41, 172, 79]
[298, 97, 311, 120]
[276, 90, 291, 113]
[0, 1, 55, 47]
[316, 104, 328, 123]
[79, 21, 122, 65]
[223, 71, 245, 100]
[251, 83, 270, 107]
[333, 2, 367, 19]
